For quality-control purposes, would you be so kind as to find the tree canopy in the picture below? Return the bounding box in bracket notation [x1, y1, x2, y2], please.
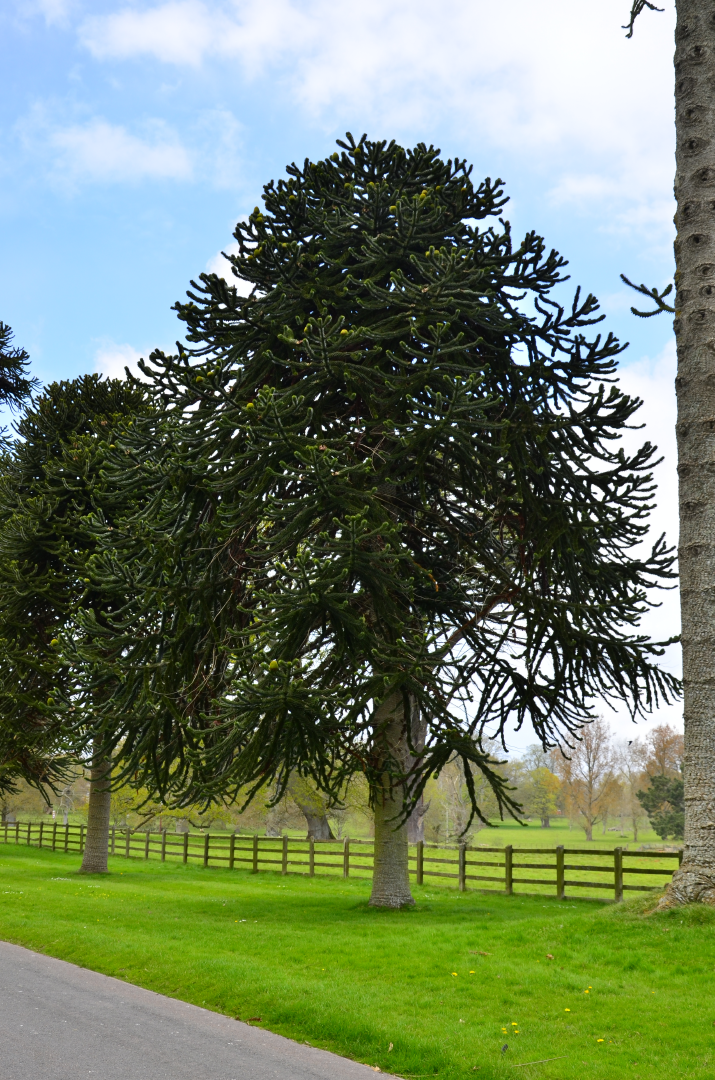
[0, 375, 149, 796]
[81, 135, 679, 865]
[638, 774, 685, 840]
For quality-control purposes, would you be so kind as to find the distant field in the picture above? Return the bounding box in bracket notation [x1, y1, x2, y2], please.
[0, 845, 710, 1080]
[464, 817, 670, 849]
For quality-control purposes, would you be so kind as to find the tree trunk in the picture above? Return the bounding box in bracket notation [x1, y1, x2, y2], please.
[406, 700, 428, 845]
[660, 0, 715, 906]
[79, 749, 111, 873]
[584, 820, 593, 842]
[407, 796, 427, 844]
[286, 774, 335, 840]
[541, 816, 550, 828]
[369, 692, 415, 908]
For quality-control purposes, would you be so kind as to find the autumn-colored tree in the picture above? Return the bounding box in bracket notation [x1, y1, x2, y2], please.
[554, 718, 617, 841]
[616, 738, 649, 841]
[644, 723, 684, 778]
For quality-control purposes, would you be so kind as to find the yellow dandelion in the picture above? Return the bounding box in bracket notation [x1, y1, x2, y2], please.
[597, 1039, 604, 1043]
[564, 1008, 571, 1012]
[584, 990, 589, 994]
[469, 970, 475, 974]
[451, 972, 457, 977]
[511, 1023, 517, 1027]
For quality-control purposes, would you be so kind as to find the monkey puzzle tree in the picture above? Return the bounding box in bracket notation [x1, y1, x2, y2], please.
[0, 320, 43, 794]
[89, 135, 679, 907]
[0, 375, 149, 871]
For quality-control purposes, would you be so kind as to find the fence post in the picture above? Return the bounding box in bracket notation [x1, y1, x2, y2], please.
[63, 824, 68, 853]
[203, 832, 210, 868]
[80, 824, 85, 853]
[614, 847, 623, 902]
[125, 828, 131, 858]
[252, 834, 259, 874]
[144, 831, 150, 860]
[556, 846, 565, 900]
[4, 821, 8, 844]
[678, 849, 684, 867]
[52, 821, 57, 851]
[459, 844, 467, 892]
[16, 822, 20, 845]
[505, 845, 513, 895]
[111, 827, 116, 856]
[27, 821, 32, 846]
[183, 831, 189, 864]
[309, 838, 315, 877]
[39, 822, 44, 848]
[161, 829, 167, 862]
[229, 832, 236, 871]
[343, 837, 350, 878]
[416, 840, 424, 885]
[282, 835, 288, 875]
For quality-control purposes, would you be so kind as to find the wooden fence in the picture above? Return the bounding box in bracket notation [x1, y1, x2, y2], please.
[1, 819, 683, 902]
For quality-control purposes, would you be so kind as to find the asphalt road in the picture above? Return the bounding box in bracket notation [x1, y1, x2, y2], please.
[0, 941, 394, 1080]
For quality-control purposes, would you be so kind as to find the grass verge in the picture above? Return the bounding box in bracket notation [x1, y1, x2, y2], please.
[0, 844, 712, 1079]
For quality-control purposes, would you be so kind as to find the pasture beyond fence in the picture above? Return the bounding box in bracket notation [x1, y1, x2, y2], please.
[1, 820, 683, 903]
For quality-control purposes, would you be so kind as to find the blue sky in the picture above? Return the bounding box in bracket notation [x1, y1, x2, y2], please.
[1, 0, 681, 743]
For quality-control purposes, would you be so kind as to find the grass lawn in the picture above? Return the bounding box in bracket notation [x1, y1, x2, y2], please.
[0, 844, 711, 1080]
[469, 818, 669, 849]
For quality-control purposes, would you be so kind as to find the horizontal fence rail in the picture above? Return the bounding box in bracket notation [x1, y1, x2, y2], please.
[1, 820, 683, 902]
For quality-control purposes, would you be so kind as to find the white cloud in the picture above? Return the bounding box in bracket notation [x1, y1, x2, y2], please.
[78, 1, 675, 224]
[94, 341, 145, 381]
[81, 0, 216, 67]
[47, 118, 192, 184]
[15, 0, 75, 26]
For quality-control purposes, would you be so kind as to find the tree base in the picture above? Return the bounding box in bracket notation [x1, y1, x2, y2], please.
[656, 864, 715, 909]
[368, 894, 416, 909]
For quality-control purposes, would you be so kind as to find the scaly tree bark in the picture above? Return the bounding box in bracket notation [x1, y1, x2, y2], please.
[79, 743, 112, 873]
[369, 694, 414, 907]
[625, 0, 715, 904]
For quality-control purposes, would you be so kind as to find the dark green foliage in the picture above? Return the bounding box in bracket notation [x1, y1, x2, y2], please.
[637, 774, 685, 840]
[87, 135, 679, 822]
[0, 322, 37, 414]
[0, 375, 149, 795]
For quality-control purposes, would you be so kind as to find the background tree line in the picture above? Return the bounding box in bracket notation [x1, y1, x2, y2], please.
[3, 719, 684, 848]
